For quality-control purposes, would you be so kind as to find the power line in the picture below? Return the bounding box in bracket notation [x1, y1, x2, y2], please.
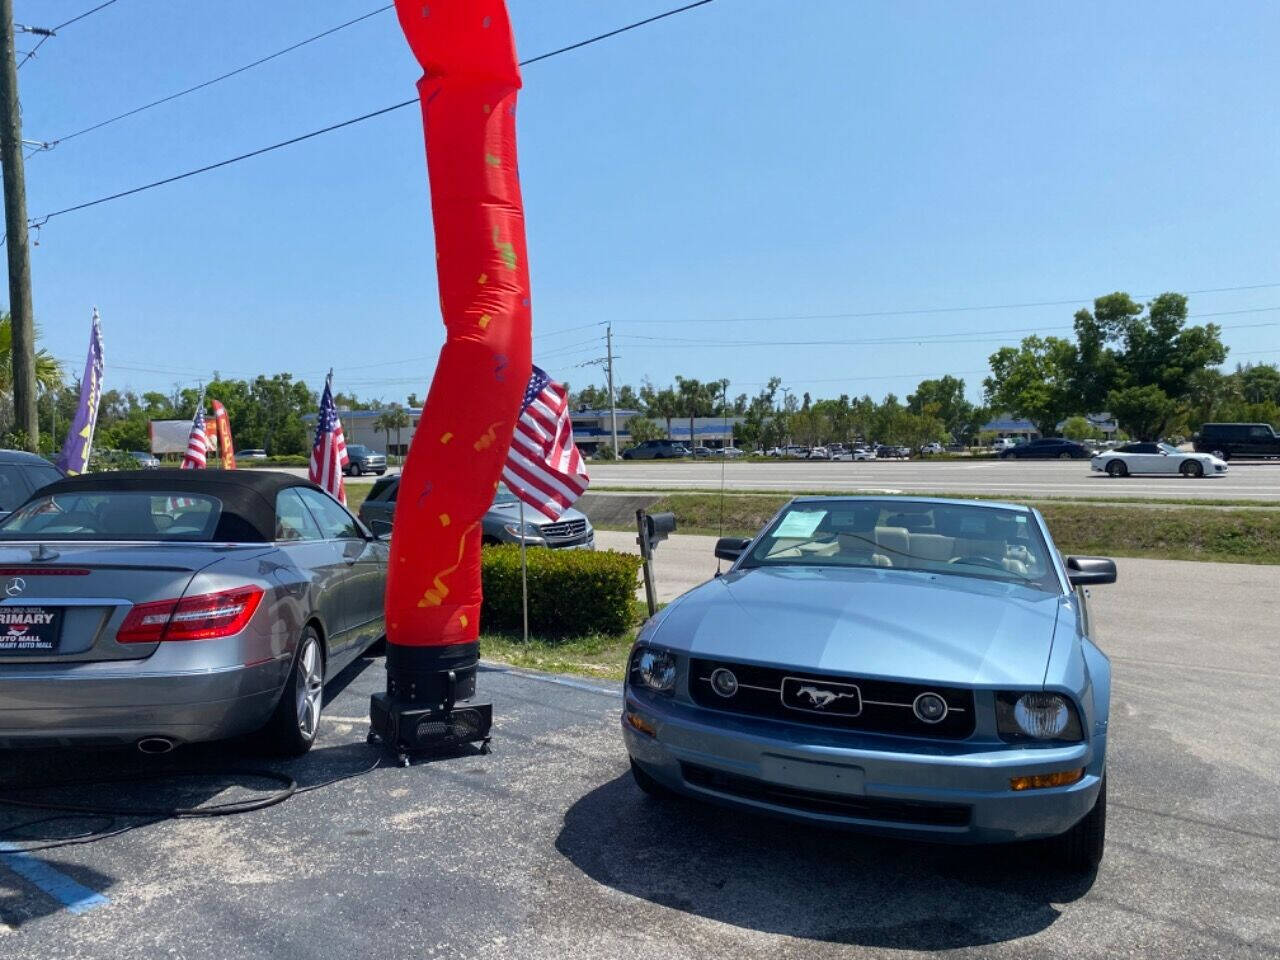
[617, 283, 1280, 326]
[17, 0, 122, 69]
[45, 5, 394, 146]
[615, 310, 1280, 349]
[27, 0, 717, 226]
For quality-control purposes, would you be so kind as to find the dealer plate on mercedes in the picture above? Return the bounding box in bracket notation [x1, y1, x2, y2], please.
[623, 496, 1116, 872]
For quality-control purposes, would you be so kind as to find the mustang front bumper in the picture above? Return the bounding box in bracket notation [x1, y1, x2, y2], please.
[623, 689, 1104, 843]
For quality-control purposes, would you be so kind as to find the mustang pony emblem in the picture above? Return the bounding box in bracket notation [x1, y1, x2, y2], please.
[795, 685, 858, 710]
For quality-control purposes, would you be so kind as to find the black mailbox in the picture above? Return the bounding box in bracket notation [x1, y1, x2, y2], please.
[644, 511, 677, 545]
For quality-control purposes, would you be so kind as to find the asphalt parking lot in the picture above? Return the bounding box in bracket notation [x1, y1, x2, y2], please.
[585, 459, 1280, 501]
[1, 556, 1277, 959]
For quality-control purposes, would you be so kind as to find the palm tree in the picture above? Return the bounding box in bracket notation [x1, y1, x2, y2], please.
[374, 404, 412, 463]
[0, 312, 63, 397]
[645, 387, 681, 439]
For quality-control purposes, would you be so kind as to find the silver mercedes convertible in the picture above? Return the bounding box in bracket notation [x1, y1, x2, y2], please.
[623, 496, 1116, 872]
[0, 471, 387, 755]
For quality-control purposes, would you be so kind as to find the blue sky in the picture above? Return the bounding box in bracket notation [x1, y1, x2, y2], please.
[12, 0, 1280, 405]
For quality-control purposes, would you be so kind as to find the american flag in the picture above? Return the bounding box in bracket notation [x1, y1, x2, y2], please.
[180, 406, 208, 470]
[503, 365, 590, 521]
[309, 378, 350, 504]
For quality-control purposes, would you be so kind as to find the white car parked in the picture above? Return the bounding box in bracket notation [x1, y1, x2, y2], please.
[1091, 441, 1227, 478]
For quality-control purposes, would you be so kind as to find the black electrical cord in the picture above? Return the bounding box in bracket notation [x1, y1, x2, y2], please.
[0, 753, 385, 853]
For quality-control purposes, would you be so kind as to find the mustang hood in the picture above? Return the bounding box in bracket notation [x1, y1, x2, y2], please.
[652, 566, 1064, 687]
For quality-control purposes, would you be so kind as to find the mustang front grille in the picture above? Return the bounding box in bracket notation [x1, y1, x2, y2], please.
[681, 763, 971, 827]
[688, 658, 976, 740]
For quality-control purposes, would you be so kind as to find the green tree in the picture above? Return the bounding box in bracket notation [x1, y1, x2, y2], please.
[1106, 384, 1177, 441]
[375, 404, 412, 460]
[908, 375, 975, 444]
[640, 384, 681, 438]
[1061, 415, 1103, 442]
[625, 416, 662, 445]
[675, 376, 715, 446]
[984, 336, 1079, 436]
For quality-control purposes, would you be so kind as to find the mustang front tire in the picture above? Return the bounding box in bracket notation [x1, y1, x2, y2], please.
[261, 627, 325, 757]
[1055, 774, 1106, 873]
[1105, 460, 1127, 478]
[1180, 461, 1203, 478]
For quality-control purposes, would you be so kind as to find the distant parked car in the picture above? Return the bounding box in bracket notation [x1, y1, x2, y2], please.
[1192, 422, 1280, 461]
[692, 446, 714, 459]
[130, 451, 161, 469]
[0, 450, 64, 522]
[895, 446, 912, 459]
[623, 439, 689, 460]
[714, 447, 745, 459]
[359, 477, 594, 549]
[1092, 442, 1227, 478]
[999, 438, 1090, 460]
[235, 448, 268, 461]
[991, 438, 1018, 452]
[852, 446, 876, 461]
[807, 446, 829, 460]
[875, 445, 904, 460]
[344, 444, 387, 477]
[919, 442, 943, 456]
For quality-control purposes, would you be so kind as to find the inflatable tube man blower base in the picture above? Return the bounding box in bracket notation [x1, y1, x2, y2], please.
[369, 0, 533, 763]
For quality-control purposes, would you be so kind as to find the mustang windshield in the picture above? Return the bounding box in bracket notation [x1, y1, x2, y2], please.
[0, 492, 223, 542]
[741, 500, 1058, 591]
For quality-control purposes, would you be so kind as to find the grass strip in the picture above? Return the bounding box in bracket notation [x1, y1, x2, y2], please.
[596, 492, 1280, 565]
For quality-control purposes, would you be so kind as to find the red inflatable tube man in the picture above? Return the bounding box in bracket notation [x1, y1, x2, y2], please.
[373, 0, 532, 745]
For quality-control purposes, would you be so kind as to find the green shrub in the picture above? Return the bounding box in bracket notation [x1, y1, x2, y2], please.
[241, 455, 310, 468]
[481, 544, 642, 638]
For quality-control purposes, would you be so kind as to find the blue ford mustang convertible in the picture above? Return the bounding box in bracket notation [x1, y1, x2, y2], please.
[622, 496, 1115, 872]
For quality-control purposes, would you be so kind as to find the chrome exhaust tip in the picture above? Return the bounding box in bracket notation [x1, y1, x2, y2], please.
[136, 737, 175, 755]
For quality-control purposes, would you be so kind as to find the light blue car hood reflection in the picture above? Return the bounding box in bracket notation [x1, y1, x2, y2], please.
[649, 565, 1065, 687]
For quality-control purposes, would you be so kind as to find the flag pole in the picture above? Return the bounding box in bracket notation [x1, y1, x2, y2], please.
[518, 498, 530, 643]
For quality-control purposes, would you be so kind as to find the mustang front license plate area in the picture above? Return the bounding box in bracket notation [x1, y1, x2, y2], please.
[759, 755, 866, 795]
[0, 605, 63, 654]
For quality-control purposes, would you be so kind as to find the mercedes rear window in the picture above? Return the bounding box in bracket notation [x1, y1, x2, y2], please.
[0, 492, 223, 542]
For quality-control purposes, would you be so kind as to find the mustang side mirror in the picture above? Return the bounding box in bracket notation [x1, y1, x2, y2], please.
[715, 537, 751, 562]
[1066, 555, 1116, 586]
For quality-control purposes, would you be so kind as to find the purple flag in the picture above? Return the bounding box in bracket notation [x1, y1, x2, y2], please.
[55, 309, 104, 476]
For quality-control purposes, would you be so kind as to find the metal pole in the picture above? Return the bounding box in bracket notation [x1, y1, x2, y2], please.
[518, 498, 529, 643]
[636, 509, 658, 617]
[606, 324, 618, 456]
[0, 0, 38, 451]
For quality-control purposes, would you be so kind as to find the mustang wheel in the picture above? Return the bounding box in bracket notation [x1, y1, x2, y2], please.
[1180, 461, 1203, 478]
[1055, 774, 1106, 872]
[261, 626, 325, 757]
[630, 758, 675, 799]
[1106, 460, 1127, 478]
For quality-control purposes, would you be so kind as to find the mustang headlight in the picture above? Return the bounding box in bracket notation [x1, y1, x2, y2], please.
[630, 647, 677, 694]
[997, 692, 1083, 742]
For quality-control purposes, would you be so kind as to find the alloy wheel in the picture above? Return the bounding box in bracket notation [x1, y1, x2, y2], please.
[295, 638, 324, 740]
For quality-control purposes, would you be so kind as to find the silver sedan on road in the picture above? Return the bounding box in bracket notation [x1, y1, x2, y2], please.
[0, 471, 387, 755]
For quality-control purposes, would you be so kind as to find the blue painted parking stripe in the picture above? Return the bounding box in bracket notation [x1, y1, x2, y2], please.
[0, 842, 110, 915]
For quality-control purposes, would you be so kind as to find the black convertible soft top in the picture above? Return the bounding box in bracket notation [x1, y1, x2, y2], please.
[29, 470, 324, 542]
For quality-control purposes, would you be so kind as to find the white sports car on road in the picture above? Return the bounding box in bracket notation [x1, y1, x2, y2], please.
[1091, 442, 1227, 478]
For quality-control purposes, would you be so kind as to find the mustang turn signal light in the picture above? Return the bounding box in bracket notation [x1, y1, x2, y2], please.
[1009, 768, 1085, 791]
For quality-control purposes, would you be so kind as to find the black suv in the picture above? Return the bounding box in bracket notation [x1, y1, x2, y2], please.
[0, 450, 64, 520]
[1193, 423, 1280, 461]
[998, 437, 1091, 459]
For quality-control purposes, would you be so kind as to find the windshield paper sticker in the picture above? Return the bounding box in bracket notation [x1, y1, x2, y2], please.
[774, 510, 826, 539]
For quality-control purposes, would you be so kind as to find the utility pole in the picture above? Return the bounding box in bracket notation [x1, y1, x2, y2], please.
[0, 0, 38, 450]
[605, 323, 618, 456]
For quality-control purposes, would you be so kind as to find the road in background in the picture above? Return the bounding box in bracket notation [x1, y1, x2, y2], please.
[586, 459, 1280, 501]
[2, 552, 1275, 958]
